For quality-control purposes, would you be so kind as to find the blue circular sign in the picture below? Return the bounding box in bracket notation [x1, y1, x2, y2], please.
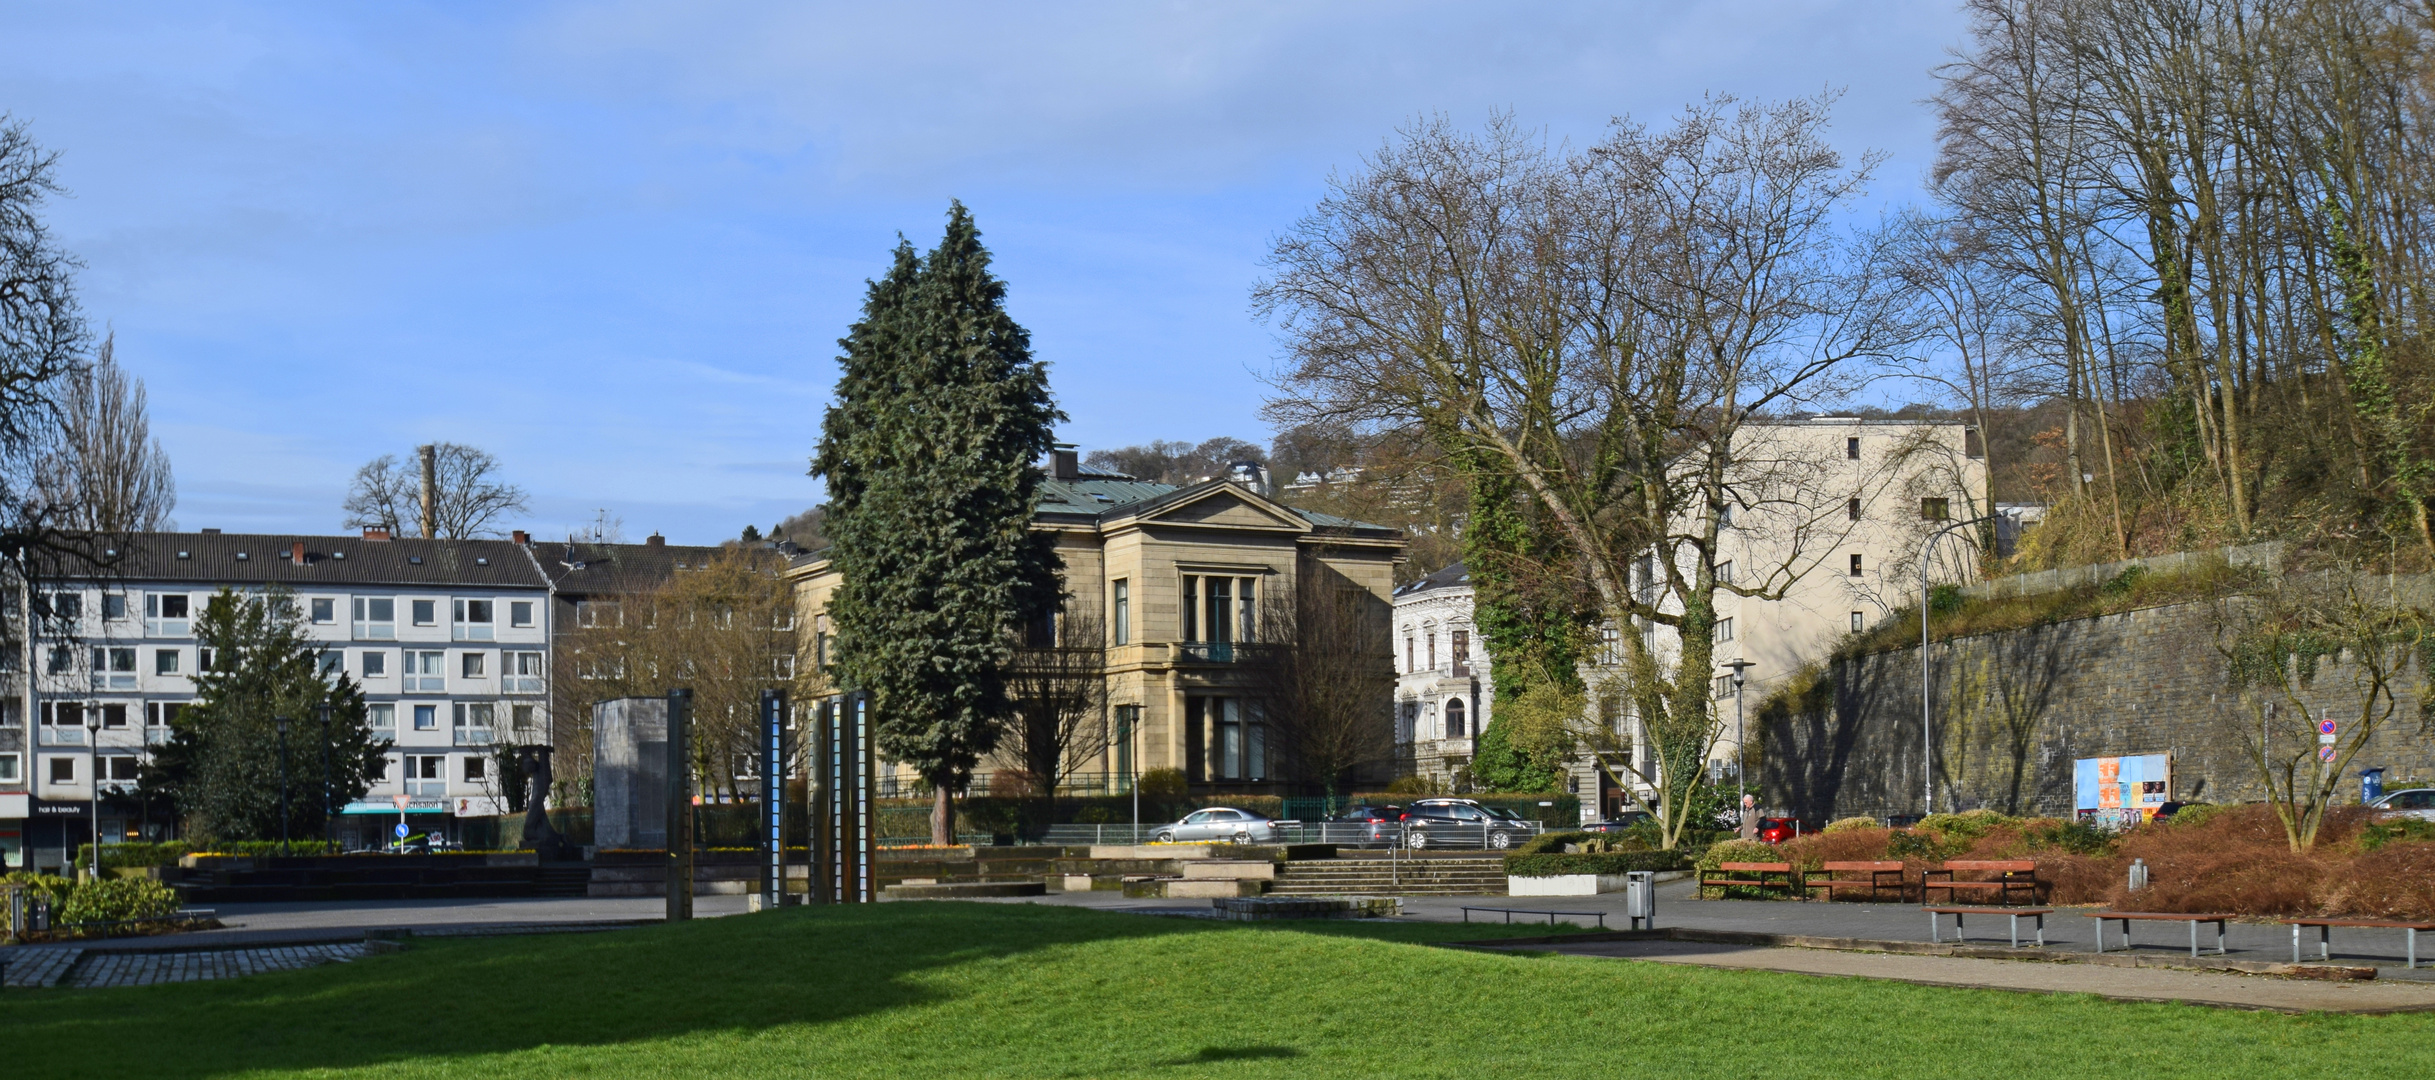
[395, 822, 411, 839]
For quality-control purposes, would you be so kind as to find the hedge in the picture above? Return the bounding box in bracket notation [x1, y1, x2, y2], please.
[1504, 851, 1692, 877]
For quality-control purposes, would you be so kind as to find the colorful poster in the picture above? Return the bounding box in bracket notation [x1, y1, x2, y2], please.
[2075, 754, 2172, 825]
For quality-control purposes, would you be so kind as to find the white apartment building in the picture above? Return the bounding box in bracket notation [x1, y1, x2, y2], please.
[1391, 418, 1990, 818]
[1, 531, 553, 870]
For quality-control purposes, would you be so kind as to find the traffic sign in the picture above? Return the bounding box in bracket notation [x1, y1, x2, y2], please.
[2318, 745, 2338, 763]
[395, 822, 411, 839]
[2319, 719, 2337, 736]
[392, 793, 412, 810]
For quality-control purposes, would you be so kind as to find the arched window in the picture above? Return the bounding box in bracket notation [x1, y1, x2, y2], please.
[1445, 697, 1467, 739]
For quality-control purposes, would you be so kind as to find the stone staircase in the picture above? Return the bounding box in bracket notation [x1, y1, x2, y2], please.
[1267, 854, 1508, 897]
[533, 864, 594, 898]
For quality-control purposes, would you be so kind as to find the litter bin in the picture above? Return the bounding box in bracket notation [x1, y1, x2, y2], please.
[2362, 767, 2386, 806]
[1624, 870, 1657, 931]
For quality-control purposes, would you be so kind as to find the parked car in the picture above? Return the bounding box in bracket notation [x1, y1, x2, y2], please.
[1755, 817, 1798, 844]
[1579, 812, 1654, 834]
[2368, 788, 2435, 821]
[1152, 807, 1280, 844]
[1401, 798, 1535, 850]
[1328, 804, 1405, 823]
[1326, 804, 1406, 846]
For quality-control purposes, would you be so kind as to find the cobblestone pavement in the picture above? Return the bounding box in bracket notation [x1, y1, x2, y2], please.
[65, 943, 367, 988]
[2, 946, 82, 987]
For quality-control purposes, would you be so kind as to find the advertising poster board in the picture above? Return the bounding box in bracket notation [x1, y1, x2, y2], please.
[2075, 753, 2172, 828]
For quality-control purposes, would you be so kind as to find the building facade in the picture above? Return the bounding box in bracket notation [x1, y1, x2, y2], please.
[1390, 564, 1491, 791]
[0, 530, 555, 870]
[787, 450, 1406, 797]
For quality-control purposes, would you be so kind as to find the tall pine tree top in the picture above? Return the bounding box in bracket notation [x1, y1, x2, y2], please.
[813, 202, 1063, 790]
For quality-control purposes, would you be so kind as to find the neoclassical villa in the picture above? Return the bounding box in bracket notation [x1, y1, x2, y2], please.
[1390, 564, 1490, 792]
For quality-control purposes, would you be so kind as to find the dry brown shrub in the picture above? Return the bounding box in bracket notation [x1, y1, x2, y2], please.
[2321, 842, 2435, 919]
[2091, 804, 2373, 915]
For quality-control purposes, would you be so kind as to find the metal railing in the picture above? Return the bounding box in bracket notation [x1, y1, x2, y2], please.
[1032, 820, 1545, 849]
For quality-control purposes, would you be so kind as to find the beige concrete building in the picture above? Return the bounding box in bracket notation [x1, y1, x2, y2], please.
[786, 450, 1405, 797]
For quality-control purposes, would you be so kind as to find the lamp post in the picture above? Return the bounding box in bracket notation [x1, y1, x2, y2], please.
[84, 702, 101, 883]
[277, 716, 292, 850]
[1722, 659, 1755, 806]
[316, 704, 333, 848]
[1919, 515, 1995, 817]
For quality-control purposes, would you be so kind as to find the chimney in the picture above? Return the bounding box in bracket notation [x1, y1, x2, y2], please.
[418, 443, 438, 539]
[362, 526, 392, 541]
[646, 532, 665, 549]
[290, 541, 307, 566]
[1052, 444, 1079, 480]
[200, 528, 221, 535]
[511, 529, 529, 545]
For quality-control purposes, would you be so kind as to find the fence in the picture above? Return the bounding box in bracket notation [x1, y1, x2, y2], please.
[1033, 820, 1545, 850]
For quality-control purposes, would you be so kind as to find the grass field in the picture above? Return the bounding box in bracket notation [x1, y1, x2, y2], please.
[3, 902, 2429, 1078]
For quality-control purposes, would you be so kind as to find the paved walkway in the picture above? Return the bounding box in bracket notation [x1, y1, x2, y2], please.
[65, 943, 368, 988]
[1506, 937, 2435, 1013]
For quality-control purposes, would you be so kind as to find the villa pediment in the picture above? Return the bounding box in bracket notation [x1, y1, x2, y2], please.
[1134, 486, 1310, 532]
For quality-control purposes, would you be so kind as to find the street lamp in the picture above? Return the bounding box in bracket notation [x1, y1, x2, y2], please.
[1919, 515, 1995, 817]
[84, 702, 102, 883]
[277, 716, 292, 850]
[316, 704, 333, 848]
[1722, 659, 1755, 806]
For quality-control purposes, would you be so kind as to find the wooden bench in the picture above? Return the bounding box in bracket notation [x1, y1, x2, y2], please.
[1925, 905, 2054, 948]
[1921, 860, 2040, 906]
[2089, 911, 2235, 958]
[1803, 861, 1907, 902]
[2285, 918, 2435, 969]
[1698, 862, 1799, 898]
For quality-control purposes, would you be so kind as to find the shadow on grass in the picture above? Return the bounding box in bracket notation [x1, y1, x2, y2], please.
[1171, 1045, 1303, 1064]
[0, 902, 1573, 1079]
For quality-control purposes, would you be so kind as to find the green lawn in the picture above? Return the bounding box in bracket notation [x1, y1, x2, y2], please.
[3, 902, 2427, 1078]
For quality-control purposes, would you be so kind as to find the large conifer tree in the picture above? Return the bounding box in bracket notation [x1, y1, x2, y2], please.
[815, 203, 1062, 844]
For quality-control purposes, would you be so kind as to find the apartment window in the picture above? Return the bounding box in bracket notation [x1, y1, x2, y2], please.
[92, 647, 137, 689]
[367, 704, 395, 730]
[1426, 632, 1436, 670]
[362, 651, 388, 677]
[41, 646, 66, 675]
[414, 705, 438, 730]
[1236, 577, 1256, 642]
[145, 593, 191, 634]
[509, 601, 535, 628]
[197, 647, 216, 672]
[0, 753, 17, 782]
[103, 756, 138, 781]
[43, 702, 82, 729]
[1451, 629, 1469, 664]
[1714, 618, 1734, 643]
[1599, 623, 1621, 666]
[1112, 580, 1130, 645]
[712, 605, 734, 630]
[1849, 554, 1864, 577]
[1850, 611, 1865, 633]
[1444, 698, 1466, 739]
[99, 703, 128, 728]
[1716, 561, 1734, 585]
[1204, 578, 1232, 644]
[155, 649, 180, 675]
[318, 651, 344, 677]
[1848, 497, 1862, 522]
[408, 651, 445, 691]
[1714, 675, 1737, 699]
[456, 703, 494, 729]
[368, 756, 389, 781]
[1405, 636, 1415, 673]
[1846, 436, 1861, 460]
[507, 651, 543, 693]
[354, 597, 396, 639]
[46, 593, 81, 621]
[310, 598, 335, 624]
[1181, 576, 1198, 641]
[1964, 427, 1984, 458]
[50, 757, 74, 784]
[461, 652, 487, 679]
[411, 600, 437, 626]
[465, 756, 487, 782]
[576, 600, 620, 628]
[511, 704, 537, 733]
[102, 594, 128, 620]
[145, 703, 184, 728]
[772, 654, 796, 679]
[771, 608, 795, 632]
[454, 599, 494, 640]
[1921, 497, 1951, 521]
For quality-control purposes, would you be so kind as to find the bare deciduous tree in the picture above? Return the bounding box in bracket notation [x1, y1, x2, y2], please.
[342, 442, 530, 538]
[1260, 98, 1919, 847]
[38, 333, 176, 532]
[996, 610, 1108, 830]
[1243, 560, 1396, 796]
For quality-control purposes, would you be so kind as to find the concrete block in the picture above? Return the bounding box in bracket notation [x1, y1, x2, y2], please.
[1181, 860, 1276, 880]
[1163, 878, 1265, 898]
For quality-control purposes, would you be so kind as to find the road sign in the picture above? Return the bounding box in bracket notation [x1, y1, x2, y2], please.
[2319, 719, 2338, 736]
[2318, 745, 2338, 763]
[392, 793, 412, 810]
[395, 822, 411, 839]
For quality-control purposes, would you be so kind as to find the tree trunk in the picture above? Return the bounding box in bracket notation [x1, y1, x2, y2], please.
[931, 783, 955, 847]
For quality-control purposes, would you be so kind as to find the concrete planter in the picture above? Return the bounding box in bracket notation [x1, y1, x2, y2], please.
[1506, 873, 1631, 896]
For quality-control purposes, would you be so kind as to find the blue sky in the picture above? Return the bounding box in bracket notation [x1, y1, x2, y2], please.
[4, 0, 1967, 544]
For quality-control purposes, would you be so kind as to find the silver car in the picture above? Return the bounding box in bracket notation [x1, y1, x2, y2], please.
[1152, 807, 1279, 844]
[2368, 788, 2435, 822]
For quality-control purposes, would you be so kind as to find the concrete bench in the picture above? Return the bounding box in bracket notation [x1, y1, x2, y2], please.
[2090, 910, 2234, 958]
[2285, 917, 2435, 969]
[1925, 905, 2053, 948]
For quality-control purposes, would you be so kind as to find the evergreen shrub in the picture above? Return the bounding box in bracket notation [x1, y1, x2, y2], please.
[1505, 851, 1691, 877]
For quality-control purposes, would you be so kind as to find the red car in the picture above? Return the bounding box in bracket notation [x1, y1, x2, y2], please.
[1755, 818, 1799, 844]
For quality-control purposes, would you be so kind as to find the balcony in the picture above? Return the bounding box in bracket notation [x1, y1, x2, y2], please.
[1177, 642, 1236, 663]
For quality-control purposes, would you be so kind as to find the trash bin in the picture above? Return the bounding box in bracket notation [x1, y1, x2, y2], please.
[1624, 870, 1657, 930]
[2363, 767, 2386, 806]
